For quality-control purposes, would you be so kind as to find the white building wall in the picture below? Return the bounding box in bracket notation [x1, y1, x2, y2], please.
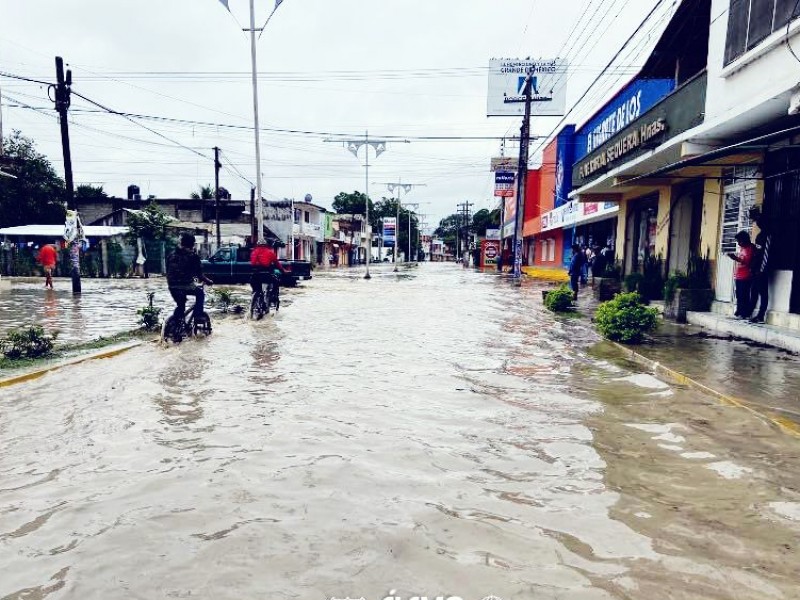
[706, 0, 800, 127]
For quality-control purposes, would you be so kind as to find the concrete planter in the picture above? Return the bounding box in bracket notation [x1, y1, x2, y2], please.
[665, 288, 714, 323]
[593, 277, 622, 302]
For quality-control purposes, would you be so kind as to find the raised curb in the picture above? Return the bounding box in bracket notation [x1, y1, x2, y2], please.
[0, 340, 145, 389]
[687, 311, 800, 354]
[612, 341, 800, 439]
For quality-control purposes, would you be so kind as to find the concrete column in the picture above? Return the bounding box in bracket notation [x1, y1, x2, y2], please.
[100, 239, 109, 278]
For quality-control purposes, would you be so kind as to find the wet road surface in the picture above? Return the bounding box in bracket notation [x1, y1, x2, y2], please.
[1, 264, 799, 599]
[0, 278, 165, 344]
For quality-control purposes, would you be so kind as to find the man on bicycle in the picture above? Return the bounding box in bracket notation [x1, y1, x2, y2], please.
[250, 239, 286, 305]
[166, 234, 213, 323]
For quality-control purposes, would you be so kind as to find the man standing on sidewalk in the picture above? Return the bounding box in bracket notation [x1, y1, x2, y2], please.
[748, 206, 772, 324]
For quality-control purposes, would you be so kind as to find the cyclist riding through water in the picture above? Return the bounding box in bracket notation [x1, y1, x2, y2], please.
[166, 234, 213, 324]
[250, 239, 287, 305]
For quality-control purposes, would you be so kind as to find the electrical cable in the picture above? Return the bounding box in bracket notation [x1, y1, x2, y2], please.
[530, 0, 672, 157]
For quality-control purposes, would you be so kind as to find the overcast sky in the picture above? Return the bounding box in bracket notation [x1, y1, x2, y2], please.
[1, 0, 676, 228]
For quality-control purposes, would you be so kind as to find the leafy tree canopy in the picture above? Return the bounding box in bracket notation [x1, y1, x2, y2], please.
[0, 131, 66, 227]
[471, 208, 500, 236]
[75, 184, 109, 201]
[332, 191, 375, 225]
[126, 202, 172, 242]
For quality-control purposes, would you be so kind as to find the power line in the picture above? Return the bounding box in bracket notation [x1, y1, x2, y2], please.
[531, 0, 673, 158]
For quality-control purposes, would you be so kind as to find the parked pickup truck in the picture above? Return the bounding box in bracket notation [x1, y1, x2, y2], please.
[201, 246, 312, 287]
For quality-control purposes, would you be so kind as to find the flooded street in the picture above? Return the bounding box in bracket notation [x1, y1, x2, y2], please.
[1, 264, 799, 600]
[0, 279, 165, 344]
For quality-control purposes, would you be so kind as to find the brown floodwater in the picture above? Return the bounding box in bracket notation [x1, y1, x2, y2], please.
[1, 264, 799, 600]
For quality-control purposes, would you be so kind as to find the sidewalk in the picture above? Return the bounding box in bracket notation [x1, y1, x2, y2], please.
[687, 310, 800, 353]
[611, 321, 800, 432]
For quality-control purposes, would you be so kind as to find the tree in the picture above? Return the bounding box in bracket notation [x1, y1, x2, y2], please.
[332, 191, 376, 227]
[76, 184, 109, 201]
[0, 131, 66, 227]
[126, 202, 172, 243]
[471, 208, 500, 236]
[190, 185, 214, 200]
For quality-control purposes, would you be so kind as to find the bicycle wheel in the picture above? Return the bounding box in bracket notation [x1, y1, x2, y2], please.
[249, 292, 265, 320]
[194, 312, 212, 336]
[161, 316, 182, 344]
[269, 287, 280, 313]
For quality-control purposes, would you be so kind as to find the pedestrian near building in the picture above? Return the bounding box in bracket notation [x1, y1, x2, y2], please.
[748, 207, 772, 324]
[37, 243, 58, 289]
[727, 231, 755, 319]
[568, 243, 586, 301]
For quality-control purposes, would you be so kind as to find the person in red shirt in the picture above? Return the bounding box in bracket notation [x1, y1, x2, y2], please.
[727, 230, 754, 319]
[250, 239, 287, 299]
[37, 244, 58, 289]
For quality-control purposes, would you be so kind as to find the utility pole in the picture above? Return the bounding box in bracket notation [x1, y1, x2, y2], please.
[246, 0, 265, 243]
[456, 202, 474, 265]
[54, 56, 80, 295]
[376, 180, 425, 270]
[511, 74, 533, 281]
[214, 146, 222, 249]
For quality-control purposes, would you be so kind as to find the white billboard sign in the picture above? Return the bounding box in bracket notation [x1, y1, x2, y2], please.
[487, 58, 567, 117]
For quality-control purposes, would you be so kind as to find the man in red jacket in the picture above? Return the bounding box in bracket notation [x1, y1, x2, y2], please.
[250, 239, 287, 300]
[37, 244, 58, 289]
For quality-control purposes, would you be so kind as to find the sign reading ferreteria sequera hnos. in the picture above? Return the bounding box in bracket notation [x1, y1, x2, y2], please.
[578, 118, 667, 180]
[572, 71, 707, 189]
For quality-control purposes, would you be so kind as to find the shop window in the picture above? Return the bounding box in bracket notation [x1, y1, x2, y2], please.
[725, 0, 800, 64]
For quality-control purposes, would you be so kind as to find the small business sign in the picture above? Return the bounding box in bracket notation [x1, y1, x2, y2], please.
[487, 58, 568, 117]
[577, 118, 667, 181]
[483, 241, 499, 266]
[490, 156, 517, 172]
[494, 171, 516, 197]
[382, 217, 397, 246]
[485, 228, 501, 240]
[540, 199, 619, 232]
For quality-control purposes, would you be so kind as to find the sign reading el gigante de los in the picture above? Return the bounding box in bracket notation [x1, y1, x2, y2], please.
[487, 58, 568, 117]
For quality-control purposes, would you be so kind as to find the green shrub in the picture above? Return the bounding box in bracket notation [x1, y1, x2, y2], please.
[212, 287, 242, 313]
[137, 292, 162, 331]
[624, 273, 644, 293]
[686, 250, 712, 289]
[544, 285, 574, 312]
[664, 271, 689, 302]
[1, 325, 58, 359]
[595, 292, 659, 344]
[641, 254, 665, 301]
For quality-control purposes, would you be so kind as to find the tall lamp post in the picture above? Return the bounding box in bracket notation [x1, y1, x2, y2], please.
[376, 180, 425, 271]
[326, 133, 388, 279]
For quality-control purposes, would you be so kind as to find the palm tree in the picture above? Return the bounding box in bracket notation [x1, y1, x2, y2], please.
[190, 185, 214, 200]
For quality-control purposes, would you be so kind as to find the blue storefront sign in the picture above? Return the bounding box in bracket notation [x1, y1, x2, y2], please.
[574, 78, 675, 160]
[554, 125, 576, 208]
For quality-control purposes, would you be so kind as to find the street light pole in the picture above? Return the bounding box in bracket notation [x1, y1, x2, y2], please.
[377, 181, 425, 271]
[325, 134, 390, 280]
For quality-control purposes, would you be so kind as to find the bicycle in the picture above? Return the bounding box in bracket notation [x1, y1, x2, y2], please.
[161, 286, 212, 343]
[249, 271, 280, 320]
